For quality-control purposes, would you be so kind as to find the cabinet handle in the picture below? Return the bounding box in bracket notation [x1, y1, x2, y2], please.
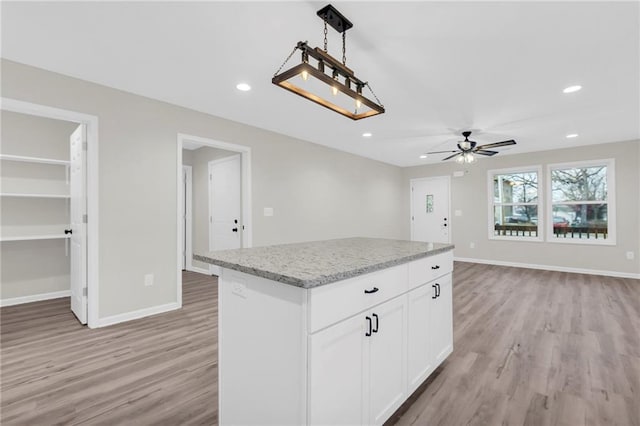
[372, 313, 379, 333]
[432, 284, 437, 299]
[364, 287, 379, 294]
[64, 229, 73, 235]
[431, 265, 440, 270]
[365, 316, 372, 337]
[436, 283, 441, 298]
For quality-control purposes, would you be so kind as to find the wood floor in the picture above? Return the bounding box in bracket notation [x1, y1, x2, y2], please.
[1, 265, 639, 425]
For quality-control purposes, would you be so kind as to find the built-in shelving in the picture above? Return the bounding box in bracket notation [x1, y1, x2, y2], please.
[1, 234, 70, 242]
[0, 193, 70, 199]
[1, 225, 71, 242]
[0, 154, 70, 166]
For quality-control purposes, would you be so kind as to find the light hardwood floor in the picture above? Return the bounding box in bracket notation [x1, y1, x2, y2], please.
[1, 265, 639, 425]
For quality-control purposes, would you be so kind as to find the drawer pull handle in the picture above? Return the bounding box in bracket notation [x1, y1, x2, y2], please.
[365, 316, 372, 337]
[364, 287, 379, 294]
[372, 313, 379, 333]
[435, 283, 441, 298]
[431, 265, 440, 270]
[432, 284, 437, 299]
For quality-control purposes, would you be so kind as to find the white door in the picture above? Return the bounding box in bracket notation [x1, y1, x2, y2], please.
[209, 155, 241, 251]
[411, 176, 450, 243]
[430, 274, 454, 365]
[368, 296, 407, 425]
[69, 124, 87, 324]
[309, 314, 367, 426]
[407, 283, 435, 394]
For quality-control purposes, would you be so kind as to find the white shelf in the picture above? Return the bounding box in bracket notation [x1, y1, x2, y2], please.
[0, 193, 70, 199]
[1, 234, 70, 242]
[0, 154, 70, 166]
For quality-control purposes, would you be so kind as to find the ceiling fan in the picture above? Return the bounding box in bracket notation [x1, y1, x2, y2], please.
[427, 131, 516, 163]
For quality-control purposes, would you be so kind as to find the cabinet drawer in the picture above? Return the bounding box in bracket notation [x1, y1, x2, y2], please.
[308, 264, 408, 333]
[408, 251, 453, 289]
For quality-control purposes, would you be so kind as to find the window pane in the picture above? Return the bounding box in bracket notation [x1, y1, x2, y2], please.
[551, 203, 608, 240]
[493, 205, 539, 237]
[493, 172, 538, 203]
[551, 165, 607, 202]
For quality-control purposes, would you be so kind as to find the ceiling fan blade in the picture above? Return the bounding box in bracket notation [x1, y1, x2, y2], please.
[475, 150, 499, 156]
[442, 152, 461, 161]
[426, 150, 458, 154]
[476, 140, 516, 150]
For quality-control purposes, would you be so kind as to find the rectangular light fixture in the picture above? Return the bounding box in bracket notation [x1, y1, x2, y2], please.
[272, 5, 385, 121]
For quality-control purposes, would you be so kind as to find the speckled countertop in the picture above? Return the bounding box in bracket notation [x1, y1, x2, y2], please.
[194, 237, 454, 289]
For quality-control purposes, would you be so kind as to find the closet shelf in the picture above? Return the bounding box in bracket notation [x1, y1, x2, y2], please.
[0, 154, 70, 166]
[0, 234, 71, 242]
[0, 193, 71, 199]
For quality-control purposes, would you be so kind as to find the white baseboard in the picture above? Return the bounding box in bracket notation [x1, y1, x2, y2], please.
[187, 266, 212, 276]
[454, 257, 640, 280]
[0, 290, 71, 307]
[96, 302, 181, 328]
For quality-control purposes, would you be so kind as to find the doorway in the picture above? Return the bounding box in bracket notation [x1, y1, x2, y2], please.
[176, 134, 251, 300]
[410, 176, 451, 244]
[1, 98, 99, 327]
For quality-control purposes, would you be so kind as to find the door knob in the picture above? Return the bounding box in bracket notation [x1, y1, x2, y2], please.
[232, 227, 238, 232]
[64, 229, 73, 235]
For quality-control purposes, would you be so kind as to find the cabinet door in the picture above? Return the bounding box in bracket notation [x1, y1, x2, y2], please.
[309, 313, 367, 426]
[430, 274, 453, 366]
[407, 283, 435, 394]
[368, 295, 407, 426]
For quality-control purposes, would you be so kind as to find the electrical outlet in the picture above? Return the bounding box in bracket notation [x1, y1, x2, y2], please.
[144, 274, 154, 286]
[626, 251, 635, 260]
[469, 242, 475, 249]
[232, 282, 247, 298]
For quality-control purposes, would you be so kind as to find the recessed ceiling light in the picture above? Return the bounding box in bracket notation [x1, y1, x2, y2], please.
[362, 132, 372, 138]
[566, 133, 579, 138]
[236, 83, 251, 92]
[419, 154, 428, 159]
[563, 85, 582, 94]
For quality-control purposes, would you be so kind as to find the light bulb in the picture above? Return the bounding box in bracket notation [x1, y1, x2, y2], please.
[301, 70, 309, 81]
[456, 155, 465, 164]
[332, 86, 338, 96]
[355, 98, 362, 109]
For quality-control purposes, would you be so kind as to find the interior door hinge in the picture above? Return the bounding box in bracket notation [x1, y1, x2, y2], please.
[412, 216, 414, 221]
[83, 287, 88, 297]
[82, 214, 88, 223]
[82, 141, 88, 151]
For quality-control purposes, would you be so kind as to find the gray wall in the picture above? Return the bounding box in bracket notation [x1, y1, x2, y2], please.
[1, 111, 78, 300]
[2, 59, 407, 318]
[403, 140, 640, 275]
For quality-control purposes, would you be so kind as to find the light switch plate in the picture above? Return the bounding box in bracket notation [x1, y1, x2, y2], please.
[455, 210, 462, 217]
[264, 207, 274, 217]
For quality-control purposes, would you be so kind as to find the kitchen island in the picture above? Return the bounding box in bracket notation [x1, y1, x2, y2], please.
[195, 237, 454, 426]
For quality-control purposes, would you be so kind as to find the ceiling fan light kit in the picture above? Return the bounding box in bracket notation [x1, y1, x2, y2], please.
[428, 131, 517, 163]
[272, 4, 385, 120]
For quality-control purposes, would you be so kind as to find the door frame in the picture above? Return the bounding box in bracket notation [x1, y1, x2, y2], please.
[409, 175, 452, 244]
[181, 165, 193, 271]
[176, 134, 252, 298]
[2, 97, 100, 328]
[208, 154, 242, 259]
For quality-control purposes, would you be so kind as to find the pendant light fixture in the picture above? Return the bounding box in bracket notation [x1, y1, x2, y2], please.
[272, 4, 385, 120]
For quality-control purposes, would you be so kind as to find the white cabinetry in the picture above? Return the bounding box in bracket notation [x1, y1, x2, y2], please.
[217, 250, 453, 426]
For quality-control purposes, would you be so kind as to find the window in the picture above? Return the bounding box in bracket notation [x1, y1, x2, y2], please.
[488, 166, 542, 241]
[548, 159, 615, 244]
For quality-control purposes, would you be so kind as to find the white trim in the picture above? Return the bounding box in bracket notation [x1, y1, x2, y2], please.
[208, 154, 242, 261]
[0, 154, 70, 166]
[95, 302, 180, 328]
[182, 165, 193, 271]
[0, 290, 71, 307]
[487, 165, 543, 242]
[409, 175, 451, 244]
[1, 98, 100, 329]
[546, 158, 616, 245]
[454, 257, 640, 280]
[177, 134, 252, 303]
[187, 266, 211, 276]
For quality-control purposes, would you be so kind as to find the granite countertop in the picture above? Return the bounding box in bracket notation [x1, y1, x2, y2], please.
[194, 237, 454, 289]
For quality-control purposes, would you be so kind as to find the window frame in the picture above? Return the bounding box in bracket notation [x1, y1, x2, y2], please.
[546, 158, 616, 245]
[487, 165, 544, 242]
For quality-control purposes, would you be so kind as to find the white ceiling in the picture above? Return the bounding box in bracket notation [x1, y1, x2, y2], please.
[2, 1, 638, 166]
